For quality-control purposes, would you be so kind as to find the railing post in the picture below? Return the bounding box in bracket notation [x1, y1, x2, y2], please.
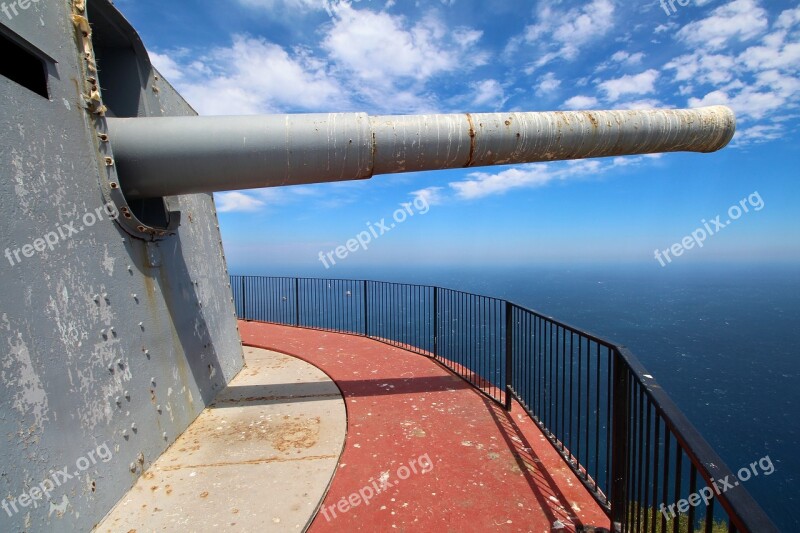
[241, 276, 247, 321]
[433, 286, 438, 358]
[363, 280, 368, 336]
[294, 278, 300, 327]
[610, 348, 630, 533]
[504, 301, 513, 411]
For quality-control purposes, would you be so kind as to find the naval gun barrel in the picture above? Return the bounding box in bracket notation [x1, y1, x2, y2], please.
[106, 106, 735, 200]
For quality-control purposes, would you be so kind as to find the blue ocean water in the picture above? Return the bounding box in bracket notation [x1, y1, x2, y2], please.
[247, 262, 799, 530]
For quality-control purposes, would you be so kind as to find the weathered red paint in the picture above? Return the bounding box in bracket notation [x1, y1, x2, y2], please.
[240, 321, 611, 532]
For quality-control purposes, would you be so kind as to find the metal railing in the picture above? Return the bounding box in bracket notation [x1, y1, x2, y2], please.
[230, 275, 776, 533]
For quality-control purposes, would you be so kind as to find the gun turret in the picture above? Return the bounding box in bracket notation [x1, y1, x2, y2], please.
[106, 106, 736, 201]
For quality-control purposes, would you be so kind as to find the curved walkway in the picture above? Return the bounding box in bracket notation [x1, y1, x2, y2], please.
[240, 321, 611, 532]
[96, 347, 345, 532]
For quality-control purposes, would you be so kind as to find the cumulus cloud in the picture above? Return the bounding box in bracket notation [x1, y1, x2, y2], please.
[599, 69, 660, 101]
[151, 37, 344, 115]
[448, 157, 650, 200]
[149, 51, 184, 82]
[535, 72, 561, 95]
[510, 0, 615, 69]
[411, 186, 445, 206]
[215, 192, 266, 212]
[610, 51, 645, 66]
[676, 0, 769, 50]
[321, 5, 487, 110]
[670, 2, 800, 132]
[563, 95, 600, 109]
[470, 79, 507, 108]
[151, 4, 487, 115]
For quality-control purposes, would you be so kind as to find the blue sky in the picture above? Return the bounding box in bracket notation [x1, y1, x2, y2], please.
[114, 0, 800, 274]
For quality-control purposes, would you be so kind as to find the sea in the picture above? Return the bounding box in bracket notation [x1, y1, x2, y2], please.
[241, 262, 799, 530]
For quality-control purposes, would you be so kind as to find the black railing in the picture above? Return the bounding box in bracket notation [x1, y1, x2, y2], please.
[230, 275, 776, 533]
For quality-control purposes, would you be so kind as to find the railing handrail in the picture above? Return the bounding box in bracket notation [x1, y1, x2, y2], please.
[234, 275, 619, 347]
[615, 346, 777, 532]
[230, 274, 777, 532]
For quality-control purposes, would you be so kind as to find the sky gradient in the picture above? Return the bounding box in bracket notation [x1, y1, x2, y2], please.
[113, 0, 800, 274]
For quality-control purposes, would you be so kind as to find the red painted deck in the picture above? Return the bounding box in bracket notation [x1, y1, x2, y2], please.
[239, 321, 611, 532]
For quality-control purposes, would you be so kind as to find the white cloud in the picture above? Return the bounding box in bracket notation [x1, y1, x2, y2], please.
[594, 50, 646, 74]
[450, 166, 553, 200]
[733, 123, 785, 145]
[545, 0, 615, 59]
[471, 79, 506, 108]
[677, 0, 769, 50]
[776, 5, 800, 29]
[599, 69, 660, 101]
[515, 0, 615, 68]
[321, 5, 487, 110]
[563, 95, 600, 109]
[411, 186, 444, 206]
[238, 0, 322, 9]
[215, 192, 266, 212]
[323, 6, 486, 86]
[739, 24, 800, 72]
[151, 4, 488, 115]
[237, 0, 358, 16]
[149, 51, 184, 81]
[672, 4, 800, 124]
[448, 156, 652, 200]
[610, 51, 645, 66]
[535, 72, 561, 95]
[690, 87, 790, 121]
[654, 22, 678, 34]
[610, 98, 664, 110]
[664, 52, 737, 85]
[153, 36, 344, 115]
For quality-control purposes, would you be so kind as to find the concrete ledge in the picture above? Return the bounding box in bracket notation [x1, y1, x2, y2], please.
[95, 347, 346, 531]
